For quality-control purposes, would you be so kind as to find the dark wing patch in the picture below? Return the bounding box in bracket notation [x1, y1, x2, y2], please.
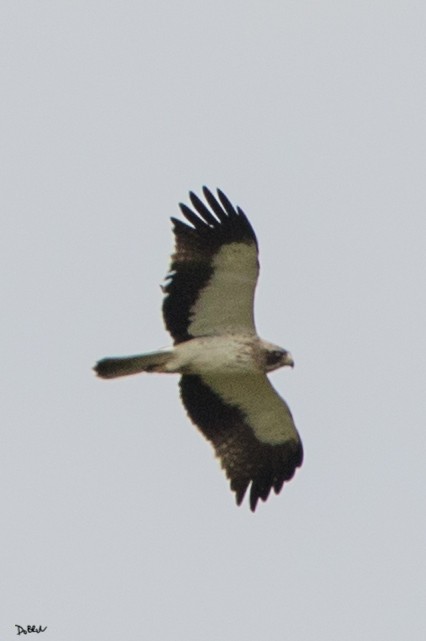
[179, 375, 303, 511]
[162, 187, 258, 344]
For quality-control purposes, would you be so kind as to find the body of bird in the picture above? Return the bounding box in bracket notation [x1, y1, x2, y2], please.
[94, 188, 302, 511]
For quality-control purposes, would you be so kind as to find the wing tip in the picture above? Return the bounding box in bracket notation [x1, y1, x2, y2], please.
[171, 188, 258, 247]
[232, 443, 303, 512]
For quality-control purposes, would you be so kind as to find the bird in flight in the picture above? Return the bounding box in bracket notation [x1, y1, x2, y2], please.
[94, 188, 303, 511]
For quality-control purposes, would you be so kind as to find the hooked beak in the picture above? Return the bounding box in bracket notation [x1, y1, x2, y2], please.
[284, 351, 295, 368]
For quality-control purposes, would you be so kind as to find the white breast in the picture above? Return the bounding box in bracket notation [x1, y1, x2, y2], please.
[167, 335, 261, 375]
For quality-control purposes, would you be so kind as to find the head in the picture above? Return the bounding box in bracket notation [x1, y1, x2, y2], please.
[264, 344, 294, 373]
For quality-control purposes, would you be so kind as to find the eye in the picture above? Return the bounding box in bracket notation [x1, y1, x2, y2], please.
[266, 350, 283, 366]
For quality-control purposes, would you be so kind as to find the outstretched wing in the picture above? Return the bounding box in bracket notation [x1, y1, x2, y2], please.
[162, 187, 259, 344]
[180, 373, 303, 511]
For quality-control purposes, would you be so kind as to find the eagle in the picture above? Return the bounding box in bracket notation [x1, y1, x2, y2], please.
[94, 187, 303, 511]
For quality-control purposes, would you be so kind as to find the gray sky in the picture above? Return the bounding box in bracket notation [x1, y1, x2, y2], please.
[2, 2, 425, 640]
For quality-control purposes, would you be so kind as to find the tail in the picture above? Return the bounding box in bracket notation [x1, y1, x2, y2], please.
[94, 349, 173, 379]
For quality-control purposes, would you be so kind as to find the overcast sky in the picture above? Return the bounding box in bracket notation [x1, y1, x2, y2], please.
[2, 2, 425, 640]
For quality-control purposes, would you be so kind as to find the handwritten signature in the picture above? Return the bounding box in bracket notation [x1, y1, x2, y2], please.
[15, 625, 47, 635]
